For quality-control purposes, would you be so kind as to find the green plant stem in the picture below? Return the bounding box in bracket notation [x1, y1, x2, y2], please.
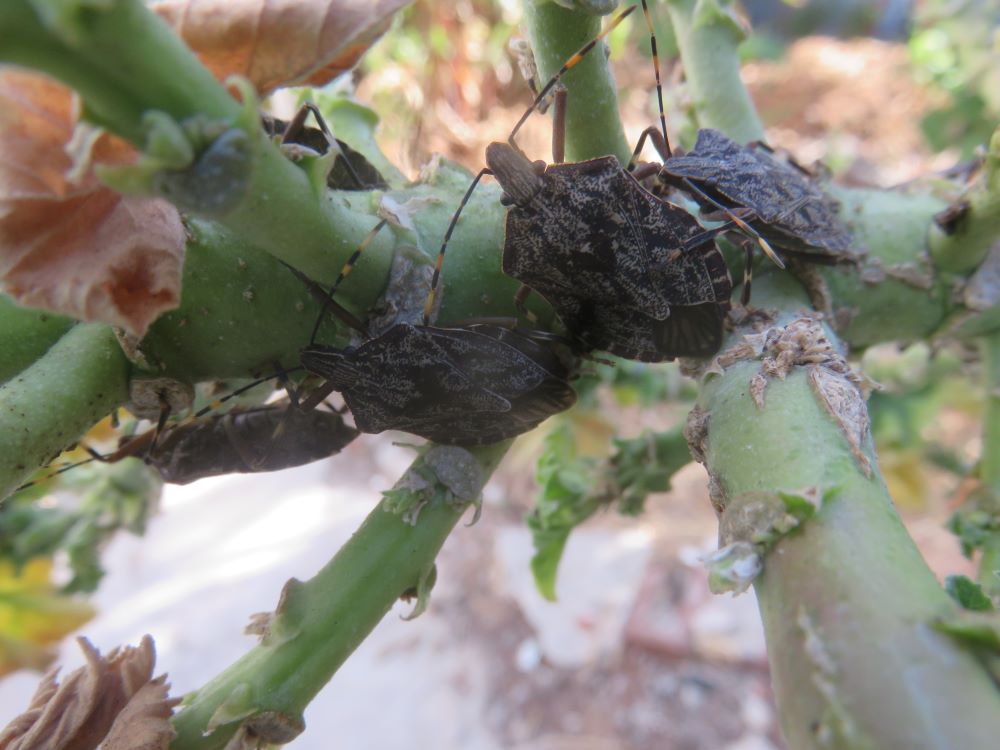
[170, 442, 508, 750]
[664, 0, 764, 143]
[929, 128, 1000, 273]
[522, 1, 630, 164]
[0, 295, 73, 383]
[698, 274, 1000, 749]
[0, 323, 130, 499]
[978, 332, 1000, 595]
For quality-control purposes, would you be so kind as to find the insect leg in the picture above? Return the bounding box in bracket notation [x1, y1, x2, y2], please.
[144, 392, 174, 458]
[680, 178, 785, 270]
[285, 101, 367, 190]
[506, 4, 637, 147]
[551, 86, 567, 165]
[639, 0, 670, 159]
[681, 208, 759, 304]
[514, 284, 539, 325]
[13, 428, 157, 493]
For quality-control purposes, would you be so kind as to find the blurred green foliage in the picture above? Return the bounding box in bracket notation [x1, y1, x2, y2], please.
[2, 459, 161, 593]
[909, 0, 1000, 157]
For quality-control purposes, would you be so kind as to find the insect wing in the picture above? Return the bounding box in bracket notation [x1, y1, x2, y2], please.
[340, 325, 512, 436]
[430, 326, 577, 426]
[503, 157, 663, 316]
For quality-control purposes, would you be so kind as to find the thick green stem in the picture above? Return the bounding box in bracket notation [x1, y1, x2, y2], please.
[664, 0, 764, 143]
[693, 274, 1000, 749]
[0, 323, 130, 498]
[523, 1, 630, 164]
[170, 443, 509, 750]
[0, 295, 73, 383]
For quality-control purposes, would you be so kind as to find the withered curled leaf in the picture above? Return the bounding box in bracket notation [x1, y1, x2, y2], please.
[0, 71, 184, 336]
[154, 0, 413, 95]
[0, 635, 179, 750]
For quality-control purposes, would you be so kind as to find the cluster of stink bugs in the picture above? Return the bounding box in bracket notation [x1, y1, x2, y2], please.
[17, 0, 858, 495]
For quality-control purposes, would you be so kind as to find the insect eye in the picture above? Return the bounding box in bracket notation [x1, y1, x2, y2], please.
[532, 160, 546, 175]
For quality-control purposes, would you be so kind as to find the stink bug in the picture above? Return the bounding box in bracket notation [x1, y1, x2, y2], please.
[619, 4, 856, 297]
[643, 128, 855, 263]
[487, 143, 731, 360]
[431, 3, 732, 362]
[291, 218, 578, 446]
[300, 322, 577, 445]
[13, 378, 357, 495]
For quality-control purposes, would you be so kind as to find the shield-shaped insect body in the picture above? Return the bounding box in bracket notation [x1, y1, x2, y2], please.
[487, 142, 732, 362]
[660, 128, 856, 262]
[300, 322, 577, 446]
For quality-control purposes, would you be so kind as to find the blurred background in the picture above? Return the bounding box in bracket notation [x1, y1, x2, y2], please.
[2, 1, 998, 748]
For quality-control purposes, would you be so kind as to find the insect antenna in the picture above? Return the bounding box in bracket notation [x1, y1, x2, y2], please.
[629, 0, 783, 303]
[308, 218, 389, 344]
[424, 170, 492, 326]
[506, 4, 637, 147]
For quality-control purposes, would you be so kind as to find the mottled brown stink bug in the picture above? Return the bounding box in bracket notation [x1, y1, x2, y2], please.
[15, 389, 357, 493]
[486, 143, 732, 361]
[141, 403, 358, 484]
[431, 3, 733, 362]
[640, 128, 855, 263]
[300, 322, 577, 445]
[617, 5, 856, 299]
[293, 217, 578, 446]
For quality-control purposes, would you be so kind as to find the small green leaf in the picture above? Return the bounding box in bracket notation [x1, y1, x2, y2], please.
[945, 575, 995, 611]
[529, 529, 569, 602]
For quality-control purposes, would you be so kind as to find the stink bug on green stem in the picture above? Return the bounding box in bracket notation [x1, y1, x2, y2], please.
[293, 213, 578, 446]
[432, 3, 733, 362]
[621, 3, 856, 301]
[13, 383, 357, 496]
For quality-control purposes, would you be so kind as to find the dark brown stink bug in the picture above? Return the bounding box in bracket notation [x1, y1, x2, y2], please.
[142, 404, 358, 484]
[654, 128, 855, 261]
[293, 221, 577, 446]
[300, 322, 576, 446]
[262, 103, 388, 191]
[430, 4, 732, 363]
[14, 398, 359, 494]
[486, 143, 731, 361]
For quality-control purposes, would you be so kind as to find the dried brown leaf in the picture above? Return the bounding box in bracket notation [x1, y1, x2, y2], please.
[99, 677, 180, 750]
[0, 635, 177, 750]
[154, 0, 412, 95]
[0, 70, 184, 336]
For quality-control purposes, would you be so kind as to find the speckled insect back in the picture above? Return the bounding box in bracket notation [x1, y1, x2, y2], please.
[660, 128, 856, 261]
[430, 4, 733, 363]
[300, 323, 576, 445]
[489, 144, 732, 361]
[293, 173, 578, 446]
